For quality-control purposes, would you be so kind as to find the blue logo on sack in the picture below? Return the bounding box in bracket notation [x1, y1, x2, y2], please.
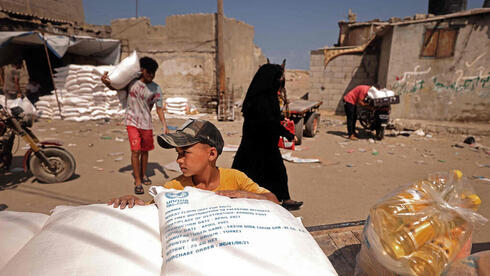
[165, 191, 189, 199]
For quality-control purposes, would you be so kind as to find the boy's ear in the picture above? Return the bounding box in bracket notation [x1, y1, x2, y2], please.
[208, 147, 218, 162]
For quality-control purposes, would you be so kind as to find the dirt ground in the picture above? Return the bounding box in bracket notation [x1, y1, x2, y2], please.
[1, 114, 489, 245]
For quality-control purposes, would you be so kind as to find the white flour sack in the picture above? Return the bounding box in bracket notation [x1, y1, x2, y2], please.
[0, 204, 162, 276]
[109, 50, 141, 89]
[0, 211, 49, 270]
[150, 186, 338, 276]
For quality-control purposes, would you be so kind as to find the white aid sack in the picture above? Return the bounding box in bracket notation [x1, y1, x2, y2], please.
[109, 51, 141, 89]
[150, 186, 338, 276]
[0, 204, 162, 276]
[0, 211, 49, 270]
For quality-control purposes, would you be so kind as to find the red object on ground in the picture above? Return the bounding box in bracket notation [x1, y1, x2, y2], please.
[278, 118, 295, 150]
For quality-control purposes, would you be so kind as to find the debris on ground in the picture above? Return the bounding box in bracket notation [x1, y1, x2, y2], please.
[92, 166, 104, 171]
[114, 157, 123, 162]
[96, 159, 104, 163]
[108, 152, 124, 157]
[453, 143, 465, 148]
[67, 143, 77, 147]
[358, 148, 366, 152]
[115, 137, 124, 142]
[414, 129, 425, 136]
[368, 138, 375, 144]
[372, 149, 379, 156]
[476, 162, 490, 168]
[472, 176, 490, 182]
[100, 136, 112, 140]
[281, 152, 320, 163]
[464, 136, 476, 144]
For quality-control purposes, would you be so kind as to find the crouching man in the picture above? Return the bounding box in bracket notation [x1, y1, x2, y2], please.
[109, 119, 279, 209]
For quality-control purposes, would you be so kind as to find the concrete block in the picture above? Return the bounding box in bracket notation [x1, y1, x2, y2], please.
[333, 72, 345, 79]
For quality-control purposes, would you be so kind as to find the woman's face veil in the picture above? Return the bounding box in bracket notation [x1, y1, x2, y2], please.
[241, 62, 285, 116]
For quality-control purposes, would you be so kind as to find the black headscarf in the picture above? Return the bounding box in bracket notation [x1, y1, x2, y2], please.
[241, 64, 284, 119]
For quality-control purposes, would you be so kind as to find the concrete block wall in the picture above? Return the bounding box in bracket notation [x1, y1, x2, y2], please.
[309, 52, 377, 113]
[111, 14, 266, 113]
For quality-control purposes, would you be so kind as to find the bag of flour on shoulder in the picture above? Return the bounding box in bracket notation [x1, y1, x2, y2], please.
[150, 186, 338, 276]
[108, 50, 141, 90]
[0, 211, 49, 270]
[0, 204, 162, 276]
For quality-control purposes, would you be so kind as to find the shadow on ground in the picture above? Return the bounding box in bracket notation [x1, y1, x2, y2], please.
[118, 162, 169, 179]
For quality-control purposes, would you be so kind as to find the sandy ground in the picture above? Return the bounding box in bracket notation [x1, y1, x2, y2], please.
[1, 114, 489, 244]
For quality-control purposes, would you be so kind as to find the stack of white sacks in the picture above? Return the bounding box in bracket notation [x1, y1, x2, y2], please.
[165, 97, 189, 115]
[367, 86, 396, 99]
[35, 64, 125, 122]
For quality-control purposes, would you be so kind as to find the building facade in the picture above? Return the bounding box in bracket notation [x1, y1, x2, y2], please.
[310, 8, 490, 122]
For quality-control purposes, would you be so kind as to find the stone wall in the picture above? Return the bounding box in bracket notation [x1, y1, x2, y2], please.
[385, 14, 490, 122]
[309, 52, 377, 113]
[111, 14, 265, 112]
[0, 0, 84, 23]
[285, 70, 310, 100]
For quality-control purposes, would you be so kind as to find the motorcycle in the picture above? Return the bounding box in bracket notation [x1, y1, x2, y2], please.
[358, 95, 400, 140]
[0, 104, 76, 183]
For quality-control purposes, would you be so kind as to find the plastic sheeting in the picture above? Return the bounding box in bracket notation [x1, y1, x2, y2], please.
[0, 31, 120, 66]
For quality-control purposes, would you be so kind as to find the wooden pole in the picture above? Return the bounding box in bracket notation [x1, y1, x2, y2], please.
[217, 0, 227, 120]
[42, 33, 63, 119]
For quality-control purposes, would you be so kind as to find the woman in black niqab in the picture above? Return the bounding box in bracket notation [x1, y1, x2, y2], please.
[232, 62, 303, 210]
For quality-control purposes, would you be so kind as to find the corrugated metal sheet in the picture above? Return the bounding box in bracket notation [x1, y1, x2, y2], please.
[0, 0, 84, 23]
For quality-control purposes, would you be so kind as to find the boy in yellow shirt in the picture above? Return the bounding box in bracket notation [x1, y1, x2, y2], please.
[109, 119, 279, 209]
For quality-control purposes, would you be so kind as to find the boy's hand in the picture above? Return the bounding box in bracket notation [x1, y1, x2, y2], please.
[108, 195, 145, 209]
[101, 72, 111, 87]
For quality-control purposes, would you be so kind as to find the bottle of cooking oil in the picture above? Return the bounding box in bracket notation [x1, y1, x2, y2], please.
[371, 182, 433, 235]
[379, 212, 466, 260]
[407, 234, 461, 276]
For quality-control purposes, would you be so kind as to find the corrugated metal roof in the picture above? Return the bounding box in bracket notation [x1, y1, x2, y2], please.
[343, 8, 490, 27]
[0, 6, 73, 24]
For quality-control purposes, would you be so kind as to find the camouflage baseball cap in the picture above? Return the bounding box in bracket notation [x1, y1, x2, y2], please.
[157, 119, 224, 154]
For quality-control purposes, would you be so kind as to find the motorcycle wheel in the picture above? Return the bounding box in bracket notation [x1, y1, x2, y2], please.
[29, 147, 76, 183]
[358, 109, 372, 130]
[376, 126, 385, 140]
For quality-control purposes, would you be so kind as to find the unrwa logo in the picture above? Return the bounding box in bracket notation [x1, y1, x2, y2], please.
[165, 191, 189, 199]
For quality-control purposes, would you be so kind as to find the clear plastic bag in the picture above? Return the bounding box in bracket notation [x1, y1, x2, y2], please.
[356, 170, 488, 276]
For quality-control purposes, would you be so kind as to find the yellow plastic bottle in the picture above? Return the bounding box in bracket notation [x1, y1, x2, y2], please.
[379, 213, 466, 259]
[407, 234, 460, 276]
[372, 183, 432, 232]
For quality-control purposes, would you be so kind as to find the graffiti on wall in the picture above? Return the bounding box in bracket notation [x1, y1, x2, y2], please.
[392, 65, 431, 94]
[391, 53, 490, 97]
